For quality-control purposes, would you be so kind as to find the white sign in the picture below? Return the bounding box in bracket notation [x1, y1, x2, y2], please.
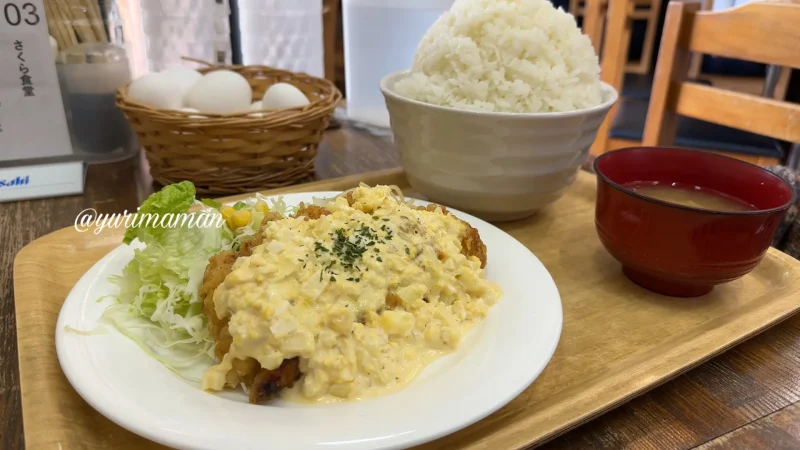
[0, 160, 83, 201]
[0, 0, 74, 162]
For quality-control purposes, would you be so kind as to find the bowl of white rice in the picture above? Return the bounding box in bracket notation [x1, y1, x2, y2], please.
[380, 0, 617, 221]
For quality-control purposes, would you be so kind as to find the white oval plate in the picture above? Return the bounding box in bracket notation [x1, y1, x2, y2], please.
[56, 192, 562, 450]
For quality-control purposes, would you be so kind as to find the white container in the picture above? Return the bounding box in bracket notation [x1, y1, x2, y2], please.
[58, 43, 138, 163]
[237, 0, 324, 78]
[381, 71, 618, 222]
[343, 0, 453, 128]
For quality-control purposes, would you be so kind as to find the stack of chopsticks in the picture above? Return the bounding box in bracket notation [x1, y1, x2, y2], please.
[45, 0, 109, 51]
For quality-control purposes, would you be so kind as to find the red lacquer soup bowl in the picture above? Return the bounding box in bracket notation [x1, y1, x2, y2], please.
[594, 147, 795, 297]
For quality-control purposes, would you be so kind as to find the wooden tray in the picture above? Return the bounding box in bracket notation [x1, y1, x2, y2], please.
[14, 168, 800, 450]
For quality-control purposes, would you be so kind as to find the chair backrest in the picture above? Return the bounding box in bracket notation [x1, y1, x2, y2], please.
[643, 0, 800, 147]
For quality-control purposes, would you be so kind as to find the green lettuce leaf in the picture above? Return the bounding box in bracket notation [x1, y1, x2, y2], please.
[200, 198, 222, 209]
[123, 181, 197, 245]
[99, 183, 294, 379]
[106, 182, 234, 374]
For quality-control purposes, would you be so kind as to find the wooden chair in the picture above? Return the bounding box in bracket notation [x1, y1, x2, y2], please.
[574, 0, 662, 74]
[686, 0, 792, 92]
[643, 0, 800, 166]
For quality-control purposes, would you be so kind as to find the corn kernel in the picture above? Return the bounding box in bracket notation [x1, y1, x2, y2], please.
[220, 206, 235, 220]
[233, 335, 243, 345]
[255, 200, 269, 215]
[230, 209, 252, 229]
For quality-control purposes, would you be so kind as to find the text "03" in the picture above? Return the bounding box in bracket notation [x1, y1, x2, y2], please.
[3, 2, 40, 27]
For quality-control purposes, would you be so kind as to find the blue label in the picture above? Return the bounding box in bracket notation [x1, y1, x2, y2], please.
[0, 175, 30, 188]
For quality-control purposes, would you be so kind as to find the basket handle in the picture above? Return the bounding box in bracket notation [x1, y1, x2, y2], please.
[181, 57, 216, 68]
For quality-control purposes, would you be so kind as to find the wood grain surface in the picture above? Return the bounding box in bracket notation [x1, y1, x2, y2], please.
[4, 120, 800, 449]
[15, 169, 800, 449]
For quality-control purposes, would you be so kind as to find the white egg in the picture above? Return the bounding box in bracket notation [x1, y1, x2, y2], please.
[160, 67, 203, 99]
[262, 83, 310, 109]
[127, 72, 183, 110]
[180, 107, 207, 119]
[249, 101, 264, 118]
[185, 70, 252, 114]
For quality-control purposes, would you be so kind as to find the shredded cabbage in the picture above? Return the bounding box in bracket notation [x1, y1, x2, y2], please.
[107, 214, 231, 363]
[312, 195, 336, 207]
[90, 183, 296, 379]
[257, 194, 294, 217]
[97, 183, 234, 376]
[64, 324, 108, 335]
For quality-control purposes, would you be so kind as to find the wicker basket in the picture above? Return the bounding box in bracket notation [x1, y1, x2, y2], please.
[116, 63, 342, 195]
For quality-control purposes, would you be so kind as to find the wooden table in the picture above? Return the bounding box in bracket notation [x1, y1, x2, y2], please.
[2, 120, 800, 449]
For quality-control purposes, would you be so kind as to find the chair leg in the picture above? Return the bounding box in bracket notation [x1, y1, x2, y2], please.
[787, 144, 800, 170]
[763, 65, 782, 98]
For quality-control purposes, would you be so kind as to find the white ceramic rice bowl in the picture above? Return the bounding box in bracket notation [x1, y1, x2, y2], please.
[380, 70, 618, 221]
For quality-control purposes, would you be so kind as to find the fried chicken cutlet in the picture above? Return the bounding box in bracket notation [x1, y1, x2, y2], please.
[199, 205, 331, 403]
[200, 194, 488, 404]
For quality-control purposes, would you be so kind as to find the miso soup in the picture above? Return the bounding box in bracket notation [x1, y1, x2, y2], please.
[625, 181, 757, 212]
